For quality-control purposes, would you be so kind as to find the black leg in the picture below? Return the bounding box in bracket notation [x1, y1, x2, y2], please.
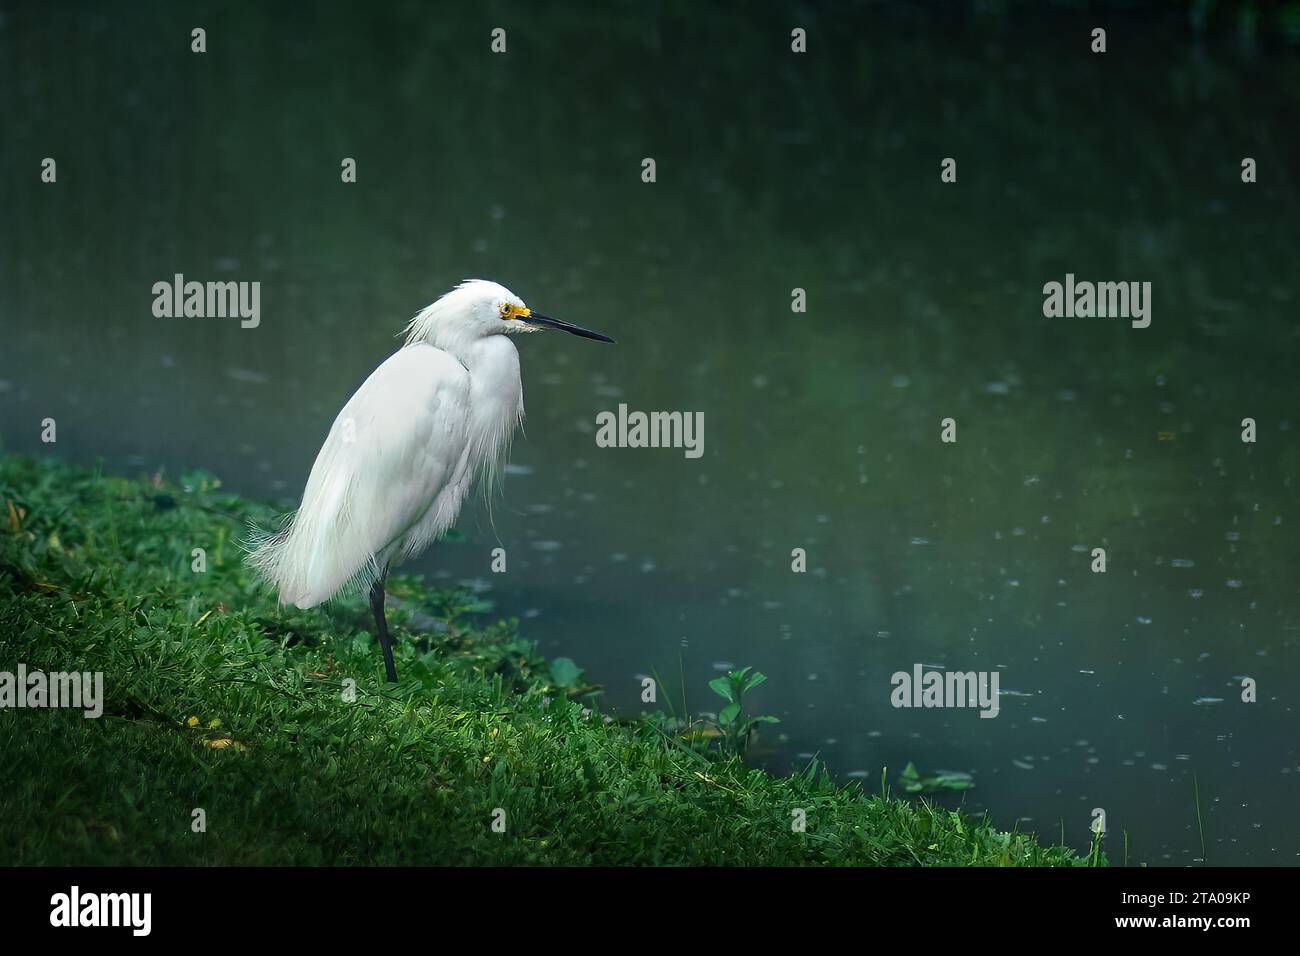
[369, 576, 398, 683]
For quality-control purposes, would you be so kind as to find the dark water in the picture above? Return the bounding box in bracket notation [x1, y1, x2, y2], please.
[2, 3, 1298, 864]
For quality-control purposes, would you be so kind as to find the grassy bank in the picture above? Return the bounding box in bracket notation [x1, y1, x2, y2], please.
[0, 455, 1094, 865]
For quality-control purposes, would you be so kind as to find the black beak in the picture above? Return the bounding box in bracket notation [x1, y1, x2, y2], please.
[526, 312, 616, 343]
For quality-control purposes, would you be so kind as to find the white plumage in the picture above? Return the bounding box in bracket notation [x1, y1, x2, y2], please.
[246, 279, 614, 681]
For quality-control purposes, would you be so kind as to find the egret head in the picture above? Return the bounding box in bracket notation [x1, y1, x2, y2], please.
[403, 279, 615, 348]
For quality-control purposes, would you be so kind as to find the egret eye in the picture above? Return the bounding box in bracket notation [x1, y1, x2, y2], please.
[499, 304, 511, 319]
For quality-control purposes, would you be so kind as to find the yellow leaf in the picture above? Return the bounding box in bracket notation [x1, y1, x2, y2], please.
[86, 819, 121, 842]
[186, 716, 200, 727]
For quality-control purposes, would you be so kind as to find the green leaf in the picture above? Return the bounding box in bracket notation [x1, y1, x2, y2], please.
[708, 677, 735, 703]
[549, 657, 583, 689]
[897, 762, 973, 794]
[929, 771, 974, 792]
[719, 702, 741, 725]
[743, 671, 767, 693]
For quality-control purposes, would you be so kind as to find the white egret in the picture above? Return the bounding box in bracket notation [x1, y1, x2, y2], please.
[247, 279, 614, 681]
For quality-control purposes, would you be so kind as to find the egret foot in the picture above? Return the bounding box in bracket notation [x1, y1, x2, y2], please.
[369, 577, 398, 683]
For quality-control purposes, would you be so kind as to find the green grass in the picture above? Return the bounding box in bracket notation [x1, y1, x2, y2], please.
[0, 454, 1095, 866]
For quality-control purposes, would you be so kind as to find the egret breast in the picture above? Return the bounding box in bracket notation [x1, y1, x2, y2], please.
[462, 334, 525, 487]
